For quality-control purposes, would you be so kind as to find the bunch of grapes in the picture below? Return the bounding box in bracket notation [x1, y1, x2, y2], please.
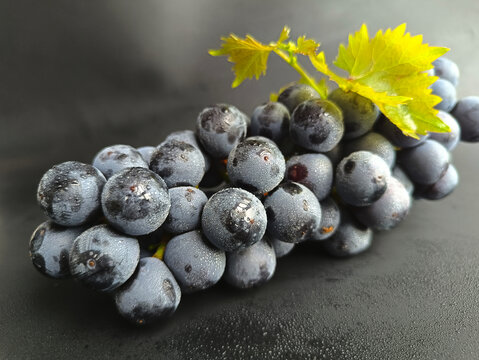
[29, 57, 479, 325]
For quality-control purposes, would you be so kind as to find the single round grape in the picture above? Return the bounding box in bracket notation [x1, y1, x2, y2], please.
[201, 188, 267, 252]
[163, 187, 207, 234]
[392, 165, 414, 196]
[264, 182, 321, 243]
[311, 197, 341, 241]
[328, 88, 379, 139]
[397, 139, 450, 185]
[290, 99, 344, 152]
[37, 161, 106, 226]
[415, 164, 459, 200]
[335, 151, 391, 207]
[375, 116, 429, 148]
[224, 237, 276, 289]
[451, 96, 479, 142]
[163, 129, 200, 148]
[92, 144, 148, 179]
[249, 102, 290, 143]
[270, 237, 295, 258]
[163, 230, 226, 293]
[29, 221, 86, 279]
[285, 153, 333, 201]
[69, 224, 140, 292]
[115, 257, 181, 325]
[433, 57, 460, 86]
[137, 146, 156, 165]
[196, 104, 248, 158]
[101, 167, 171, 236]
[343, 132, 396, 168]
[150, 139, 206, 188]
[227, 136, 285, 194]
[323, 212, 372, 257]
[277, 84, 319, 113]
[353, 177, 411, 231]
[163, 129, 212, 171]
[429, 111, 461, 151]
[431, 78, 457, 112]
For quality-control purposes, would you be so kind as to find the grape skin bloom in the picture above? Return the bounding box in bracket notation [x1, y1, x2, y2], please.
[101, 167, 171, 236]
[115, 257, 181, 325]
[290, 99, 344, 152]
[224, 237, 276, 289]
[37, 161, 106, 227]
[227, 136, 285, 194]
[264, 182, 322, 244]
[201, 188, 267, 252]
[335, 151, 391, 207]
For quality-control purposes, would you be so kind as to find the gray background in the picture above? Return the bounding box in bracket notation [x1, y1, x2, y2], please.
[1, 0, 479, 359]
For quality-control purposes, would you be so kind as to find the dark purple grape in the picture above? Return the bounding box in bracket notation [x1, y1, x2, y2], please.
[29, 221, 86, 279]
[227, 136, 285, 194]
[264, 182, 321, 243]
[415, 164, 459, 200]
[163, 129, 200, 148]
[92, 144, 148, 179]
[311, 197, 341, 241]
[451, 96, 479, 142]
[397, 139, 450, 185]
[290, 99, 344, 152]
[335, 151, 391, 207]
[37, 161, 106, 226]
[163, 187, 207, 234]
[429, 111, 461, 151]
[163, 230, 226, 293]
[250, 102, 290, 143]
[328, 88, 379, 139]
[163, 129, 212, 171]
[353, 177, 411, 231]
[137, 146, 156, 164]
[270, 237, 295, 258]
[196, 104, 248, 158]
[323, 211, 372, 257]
[150, 139, 206, 188]
[392, 165, 414, 196]
[101, 167, 171, 236]
[201, 188, 267, 252]
[69, 224, 140, 292]
[114, 257, 181, 325]
[277, 84, 319, 113]
[224, 237, 276, 289]
[431, 78, 457, 112]
[375, 116, 428, 148]
[285, 153, 333, 201]
[433, 57, 459, 86]
[343, 132, 396, 168]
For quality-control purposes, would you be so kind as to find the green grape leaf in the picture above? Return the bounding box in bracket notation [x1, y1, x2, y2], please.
[209, 34, 275, 88]
[330, 24, 450, 137]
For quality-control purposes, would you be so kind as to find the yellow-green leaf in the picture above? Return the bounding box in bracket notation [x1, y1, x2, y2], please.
[330, 23, 450, 136]
[277, 26, 290, 44]
[295, 36, 320, 55]
[209, 34, 275, 88]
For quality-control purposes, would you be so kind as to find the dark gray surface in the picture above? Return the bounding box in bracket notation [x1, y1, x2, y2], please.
[1, 0, 479, 359]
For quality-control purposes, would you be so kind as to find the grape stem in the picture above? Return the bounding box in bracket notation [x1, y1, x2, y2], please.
[273, 48, 328, 99]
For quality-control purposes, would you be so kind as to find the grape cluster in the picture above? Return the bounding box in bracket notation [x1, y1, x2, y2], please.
[29, 57, 479, 326]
